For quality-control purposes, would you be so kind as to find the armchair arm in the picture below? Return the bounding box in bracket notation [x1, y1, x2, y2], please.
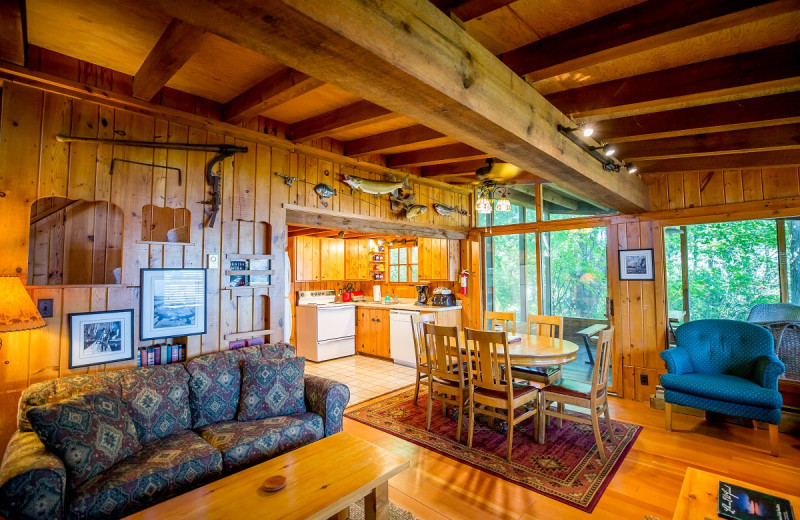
[0, 431, 66, 520]
[754, 355, 786, 390]
[304, 375, 350, 437]
[660, 348, 693, 375]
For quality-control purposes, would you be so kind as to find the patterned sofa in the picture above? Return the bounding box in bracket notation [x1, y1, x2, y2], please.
[0, 343, 350, 520]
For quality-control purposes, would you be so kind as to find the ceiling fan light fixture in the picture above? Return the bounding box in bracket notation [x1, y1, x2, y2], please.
[495, 195, 511, 212]
[476, 189, 493, 214]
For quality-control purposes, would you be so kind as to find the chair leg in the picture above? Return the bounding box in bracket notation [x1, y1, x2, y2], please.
[467, 403, 475, 448]
[665, 402, 673, 432]
[506, 411, 514, 461]
[538, 395, 547, 444]
[557, 402, 564, 428]
[769, 424, 779, 457]
[426, 387, 434, 431]
[603, 404, 616, 444]
[414, 372, 421, 405]
[751, 419, 758, 430]
[591, 409, 606, 462]
[442, 401, 448, 417]
[455, 396, 463, 443]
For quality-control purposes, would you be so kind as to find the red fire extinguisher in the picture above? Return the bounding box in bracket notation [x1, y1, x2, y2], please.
[460, 270, 469, 295]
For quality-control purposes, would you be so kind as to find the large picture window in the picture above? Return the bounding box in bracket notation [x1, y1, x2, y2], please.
[389, 245, 418, 283]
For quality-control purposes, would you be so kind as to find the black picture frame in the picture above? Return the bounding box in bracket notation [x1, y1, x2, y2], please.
[618, 248, 655, 281]
[140, 268, 207, 341]
[69, 309, 134, 368]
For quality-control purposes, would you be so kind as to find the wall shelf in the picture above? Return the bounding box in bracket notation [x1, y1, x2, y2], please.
[221, 286, 273, 299]
[225, 270, 274, 276]
[226, 254, 274, 260]
[223, 328, 276, 341]
[136, 240, 195, 246]
[27, 284, 130, 290]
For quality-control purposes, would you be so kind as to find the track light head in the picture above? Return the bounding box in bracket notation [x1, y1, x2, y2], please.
[582, 125, 594, 137]
[626, 163, 638, 174]
[602, 144, 616, 156]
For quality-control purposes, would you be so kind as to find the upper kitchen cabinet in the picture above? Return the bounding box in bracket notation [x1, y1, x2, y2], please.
[418, 238, 460, 281]
[294, 236, 321, 282]
[345, 239, 370, 281]
[320, 238, 345, 281]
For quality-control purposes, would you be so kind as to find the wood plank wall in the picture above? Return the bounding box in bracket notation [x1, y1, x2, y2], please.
[0, 48, 471, 456]
[612, 167, 800, 401]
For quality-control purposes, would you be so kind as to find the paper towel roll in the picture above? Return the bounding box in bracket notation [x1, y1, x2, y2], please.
[373, 285, 382, 302]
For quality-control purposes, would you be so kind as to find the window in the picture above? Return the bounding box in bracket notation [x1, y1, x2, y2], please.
[789, 219, 800, 304]
[484, 233, 537, 321]
[541, 185, 616, 221]
[389, 245, 418, 283]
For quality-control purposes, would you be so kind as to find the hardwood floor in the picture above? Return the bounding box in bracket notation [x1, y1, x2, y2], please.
[343, 393, 800, 519]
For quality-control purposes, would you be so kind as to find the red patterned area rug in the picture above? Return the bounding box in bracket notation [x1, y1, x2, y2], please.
[345, 387, 641, 513]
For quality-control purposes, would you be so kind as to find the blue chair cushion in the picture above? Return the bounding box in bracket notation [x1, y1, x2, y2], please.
[660, 373, 782, 409]
[664, 389, 783, 425]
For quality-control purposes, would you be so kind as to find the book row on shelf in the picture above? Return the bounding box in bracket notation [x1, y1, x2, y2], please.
[230, 259, 271, 287]
[137, 344, 186, 367]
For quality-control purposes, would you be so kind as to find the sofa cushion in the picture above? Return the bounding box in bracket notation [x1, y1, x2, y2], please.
[197, 413, 324, 473]
[68, 429, 222, 519]
[660, 373, 782, 409]
[185, 352, 242, 429]
[238, 357, 306, 421]
[26, 389, 140, 488]
[122, 365, 191, 444]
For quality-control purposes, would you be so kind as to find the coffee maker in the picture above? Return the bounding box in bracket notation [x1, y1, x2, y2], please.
[415, 284, 430, 305]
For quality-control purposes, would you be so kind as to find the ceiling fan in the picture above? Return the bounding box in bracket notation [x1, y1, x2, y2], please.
[473, 159, 520, 213]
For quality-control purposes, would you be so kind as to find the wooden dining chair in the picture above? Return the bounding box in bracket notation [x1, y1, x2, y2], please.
[423, 323, 469, 442]
[484, 311, 516, 334]
[411, 313, 437, 405]
[464, 327, 539, 460]
[539, 327, 616, 461]
[510, 315, 564, 386]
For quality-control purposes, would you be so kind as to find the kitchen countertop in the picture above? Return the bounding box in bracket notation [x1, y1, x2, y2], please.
[352, 301, 462, 312]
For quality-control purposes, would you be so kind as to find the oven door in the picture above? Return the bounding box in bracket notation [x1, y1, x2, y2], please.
[316, 305, 356, 342]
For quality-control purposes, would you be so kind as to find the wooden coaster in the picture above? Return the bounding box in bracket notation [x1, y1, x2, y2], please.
[262, 475, 287, 492]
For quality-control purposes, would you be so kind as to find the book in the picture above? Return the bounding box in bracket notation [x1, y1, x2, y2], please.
[508, 335, 522, 344]
[230, 260, 249, 287]
[718, 481, 795, 520]
[147, 347, 154, 367]
[246, 338, 264, 347]
[248, 259, 271, 286]
[154, 345, 161, 365]
[229, 340, 246, 350]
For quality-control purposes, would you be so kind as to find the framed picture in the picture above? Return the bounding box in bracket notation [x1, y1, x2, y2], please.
[140, 268, 207, 340]
[619, 248, 655, 281]
[69, 310, 134, 368]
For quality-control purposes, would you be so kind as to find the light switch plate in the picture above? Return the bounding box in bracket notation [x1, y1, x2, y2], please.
[208, 254, 219, 269]
[37, 298, 54, 318]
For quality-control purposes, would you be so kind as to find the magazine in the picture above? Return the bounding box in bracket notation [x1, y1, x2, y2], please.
[718, 481, 795, 520]
[249, 259, 271, 286]
[229, 260, 249, 287]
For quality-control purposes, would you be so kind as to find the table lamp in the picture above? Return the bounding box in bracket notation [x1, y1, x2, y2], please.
[0, 277, 46, 340]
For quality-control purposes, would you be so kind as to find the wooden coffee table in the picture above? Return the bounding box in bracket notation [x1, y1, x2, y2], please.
[126, 432, 409, 520]
[672, 467, 800, 519]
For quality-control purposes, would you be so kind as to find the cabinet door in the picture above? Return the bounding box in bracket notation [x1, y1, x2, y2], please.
[294, 236, 321, 282]
[374, 310, 391, 358]
[345, 239, 360, 280]
[359, 239, 371, 280]
[418, 238, 432, 280]
[320, 238, 345, 281]
[447, 239, 460, 281]
[355, 308, 370, 354]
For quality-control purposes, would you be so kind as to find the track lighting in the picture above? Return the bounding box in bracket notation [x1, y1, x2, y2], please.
[626, 163, 638, 174]
[557, 123, 593, 137]
[590, 144, 616, 156]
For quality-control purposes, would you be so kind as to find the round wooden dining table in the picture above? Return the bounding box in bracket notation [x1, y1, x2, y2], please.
[457, 332, 580, 368]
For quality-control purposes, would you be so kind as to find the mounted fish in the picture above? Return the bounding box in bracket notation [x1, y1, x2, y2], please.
[342, 174, 410, 196]
[314, 183, 337, 207]
[405, 204, 427, 220]
[433, 203, 456, 216]
[389, 191, 415, 213]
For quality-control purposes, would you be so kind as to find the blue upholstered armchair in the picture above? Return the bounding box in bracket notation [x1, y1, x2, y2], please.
[659, 319, 785, 456]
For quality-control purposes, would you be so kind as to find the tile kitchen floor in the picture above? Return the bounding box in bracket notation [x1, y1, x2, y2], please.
[305, 355, 417, 406]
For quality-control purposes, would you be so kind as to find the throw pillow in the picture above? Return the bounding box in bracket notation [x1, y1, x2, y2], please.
[26, 390, 140, 488]
[237, 357, 306, 421]
[185, 352, 242, 428]
[122, 365, 191, 443]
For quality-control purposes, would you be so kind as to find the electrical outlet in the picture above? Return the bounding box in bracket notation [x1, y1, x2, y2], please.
[640, 374, 649, 386]
[37, 298, 54, 318]
[208, 254, 219, 269]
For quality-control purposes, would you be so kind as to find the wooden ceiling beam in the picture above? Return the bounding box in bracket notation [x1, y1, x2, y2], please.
[637, 149, 800, 174]
[546, 42, 800, 118]
[132, 19, 207, 101]
[144, 0, 651, 212]
[502, 0, 793, 80]
[590, 92, 800, 143]
[0, 0, 26, 66]
[616, 123, 800, 162]
[420, 159, 488, 177]
[387, 143, 491, 168]
[430, 0, 518, 22]
[290, 100, 399, 142]
[344, 124, 446, 156]
[224, 67, 324, 124]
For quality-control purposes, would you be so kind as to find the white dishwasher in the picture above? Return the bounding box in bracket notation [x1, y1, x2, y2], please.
[389, 310, 420, 367]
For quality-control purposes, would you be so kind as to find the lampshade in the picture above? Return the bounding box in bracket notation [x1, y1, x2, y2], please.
[475, 194, 492, 214]
[0, 276, 46, 332]
[495, 196, 511, 212]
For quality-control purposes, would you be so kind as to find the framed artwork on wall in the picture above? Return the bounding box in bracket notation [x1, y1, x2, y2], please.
[69, 310, 134, 368]
[140, 268, 207, 340]
[618, 248, 655, 281]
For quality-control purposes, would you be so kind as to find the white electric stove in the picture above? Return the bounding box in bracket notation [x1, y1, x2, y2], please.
[296, 290, 356, 362]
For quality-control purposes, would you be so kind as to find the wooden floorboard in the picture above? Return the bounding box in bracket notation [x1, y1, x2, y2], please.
[344, 392, 800, 519]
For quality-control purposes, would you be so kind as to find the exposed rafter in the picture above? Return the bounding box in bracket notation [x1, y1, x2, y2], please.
[224, 67, 324, 124]
[590, 91, 800, 143]
[546, 42, 800, 118]
[344, 124, 447, 156]
[420, 159, 489, 177]
[387, 143, 490, 168]
[502, 0, 793, 80]
[290, 100, 398, 141]
[430, 0, 518, 22]
[637, 149, 800, 174]
[132, 19, 207, 101]
[0, 0, 26, 66]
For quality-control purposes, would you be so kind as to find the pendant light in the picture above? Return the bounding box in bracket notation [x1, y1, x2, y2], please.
[495, 195, 511, 212]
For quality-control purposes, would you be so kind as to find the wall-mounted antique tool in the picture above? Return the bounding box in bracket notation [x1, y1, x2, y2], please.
[110, 158, 182, 186]
[56, 135, 248, 228]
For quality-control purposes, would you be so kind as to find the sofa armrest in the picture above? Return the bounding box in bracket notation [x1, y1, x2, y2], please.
[754, 355, 785, 390]
[0, 431, 66, 520]
[660, 348, 693, 375]
[304, 375, 350, 437]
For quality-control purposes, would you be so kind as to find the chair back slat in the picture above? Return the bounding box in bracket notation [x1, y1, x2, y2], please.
[485, 311, 516, 334]
[591, 326, 614, 398]
[464, 327, 511, 394]
[424, 323, 464, 384]
[527, 314, 563, 339]
[411, 314, 436, 370]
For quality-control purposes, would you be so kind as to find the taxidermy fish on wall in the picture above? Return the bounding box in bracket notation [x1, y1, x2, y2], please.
[314, 183, 337, 207]
[342, 174, 410, 195]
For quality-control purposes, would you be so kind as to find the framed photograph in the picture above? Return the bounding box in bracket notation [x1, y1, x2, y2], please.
[140, 268, 207, 340]
[69, 310, 134, 368]
[619, 248, 655, 281]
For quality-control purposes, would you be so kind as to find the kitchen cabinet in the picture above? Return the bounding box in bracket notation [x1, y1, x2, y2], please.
[344, 239, 370, 280]
[418, 238, 459, 281]
[320, 238, 345, 281]
[294, 236, 320, 281]
[355, 307, 390, 358]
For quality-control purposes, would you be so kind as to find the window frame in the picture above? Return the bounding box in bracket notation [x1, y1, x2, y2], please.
[388, 244, 418, 284]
